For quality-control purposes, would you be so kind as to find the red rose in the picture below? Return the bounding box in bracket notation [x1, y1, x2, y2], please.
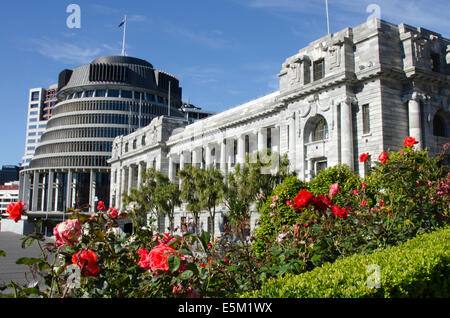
[361, 201, 367, 207]
[311, 195, 331, 212]
[331, 205, 348, 219]
[72, 249, 100, 276]
[403, 136, 418, 147]
[359, 153, 370, 163]
[293, 189, 314, 210]
[97, 201, 106, 211]
[107, 207, 119, 218]
[353, 189, 359, 195]
[378, 152, 388, 165]
[361, 182, 367, 188]
[6, 201, 25, 223]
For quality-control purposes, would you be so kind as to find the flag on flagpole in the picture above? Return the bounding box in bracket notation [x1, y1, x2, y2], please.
[119, 16, 126, 28]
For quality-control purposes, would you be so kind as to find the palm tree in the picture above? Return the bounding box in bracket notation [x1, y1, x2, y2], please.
[196, 168, 224, 238]
[122, 168, 159, 229]
[179, 165, 202, 234]
[153, 174, 181, 233]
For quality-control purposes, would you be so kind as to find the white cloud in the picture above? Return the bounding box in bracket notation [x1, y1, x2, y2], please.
[32, 38, 117, 65]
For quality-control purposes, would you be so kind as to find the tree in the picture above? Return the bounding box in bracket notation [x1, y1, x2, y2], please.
[222, 150, 292, 240]
[179, 165, 202, 234]
[153, 174, 181, 233]
[196, 168, 224, 238]
[122, 168, 159, 229]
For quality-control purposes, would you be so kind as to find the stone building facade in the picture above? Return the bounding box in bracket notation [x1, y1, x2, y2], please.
[110, 19, 449, 235]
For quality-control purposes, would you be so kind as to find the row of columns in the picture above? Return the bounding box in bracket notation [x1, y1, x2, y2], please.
[167, 126, 280, 182]
[19, 169, 102, 213]
[114, 160, 149, 209]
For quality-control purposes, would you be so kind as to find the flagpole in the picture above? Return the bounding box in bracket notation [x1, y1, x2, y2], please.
[121, 15, 127, 56]
[325, 0, 330, 35]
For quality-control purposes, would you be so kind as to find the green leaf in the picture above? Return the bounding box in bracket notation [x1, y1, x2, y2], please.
[16, 257, 41, 265]
[167, 254, 181, 273]
[0, 250, 5, 257]
[179, 270, 194, 280]
[199, 231, 211, 251]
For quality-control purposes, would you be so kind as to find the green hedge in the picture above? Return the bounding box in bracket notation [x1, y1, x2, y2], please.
[243, 227, 450, 298]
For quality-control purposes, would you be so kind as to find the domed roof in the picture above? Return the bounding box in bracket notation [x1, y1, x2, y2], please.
[91, 56, 153, 68]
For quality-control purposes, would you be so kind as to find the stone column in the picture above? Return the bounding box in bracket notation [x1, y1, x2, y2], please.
[128, 165, 133, 195]
[179, 152, 186, 188]
[168, 156, 174, 181]
[205, 144, 212, 169]
[288, 115, 296, 173]
[192, 148, 199, 168]
[340, 97, 354, 171]
[54, 174, 59, 211]
[120, 167, 127, 209]
[66, 170, 72, 211]
[89, 170, 96, 212]
[46, 171, 54, 212]
[227, 139, 234, 170]
[257, 127, 266, 153]
[408, 92, 423, 149]
[137, 162, 143, 188]
[31, 171, 39, 211]
[220, 139, 227, 174]
[237, 135, 246, 165]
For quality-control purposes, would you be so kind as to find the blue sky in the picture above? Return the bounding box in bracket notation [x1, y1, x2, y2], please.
[0, 0, 448, 166]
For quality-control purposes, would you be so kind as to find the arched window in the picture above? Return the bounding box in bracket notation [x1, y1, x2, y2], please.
[312, 117, 328, 142]
[433, 112, 447, 137]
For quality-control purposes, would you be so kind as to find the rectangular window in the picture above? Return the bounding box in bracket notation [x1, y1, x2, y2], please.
[362, 104, 370, 134]
[121, 90, 132, 99]
[29, 125, 37, 129]
[31, 91, 40, 101]
[85, 90, 94, 97]
[30, 111, 38, 115]
[267, 128, 272, 149]
[30, 103, 39, 109]
[145, 94, 154, 102]
[27, 139, 36, 143]
[29, 117, 38, 122]
[38, 124, 46, 128]
[313, 59, 325, 81]
[27, 146, 35, 151]
[96, 90, 106, 97]
[28, 132, 36, 136]
[108, 90, 120, 98]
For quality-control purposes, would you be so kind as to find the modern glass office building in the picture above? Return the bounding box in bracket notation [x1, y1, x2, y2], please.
[19, 56, 185, 217]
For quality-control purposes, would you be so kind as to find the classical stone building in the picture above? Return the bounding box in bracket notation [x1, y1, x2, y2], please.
[109, 19, 450, 235]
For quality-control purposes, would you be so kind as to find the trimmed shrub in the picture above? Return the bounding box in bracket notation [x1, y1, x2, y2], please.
[243, 226, 450, 298]
[308, 164, 362, 206]
[252, 175, 308, 257]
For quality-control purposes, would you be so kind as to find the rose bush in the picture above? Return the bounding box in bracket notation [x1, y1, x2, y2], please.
[2, 137, 448, 298]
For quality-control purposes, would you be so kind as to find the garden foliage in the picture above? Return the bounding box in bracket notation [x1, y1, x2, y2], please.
[243, 226, 450, 298]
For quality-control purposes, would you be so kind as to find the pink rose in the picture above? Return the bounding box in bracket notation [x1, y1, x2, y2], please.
[329, 183, 340, 198]
[53, 219, 82, 248]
